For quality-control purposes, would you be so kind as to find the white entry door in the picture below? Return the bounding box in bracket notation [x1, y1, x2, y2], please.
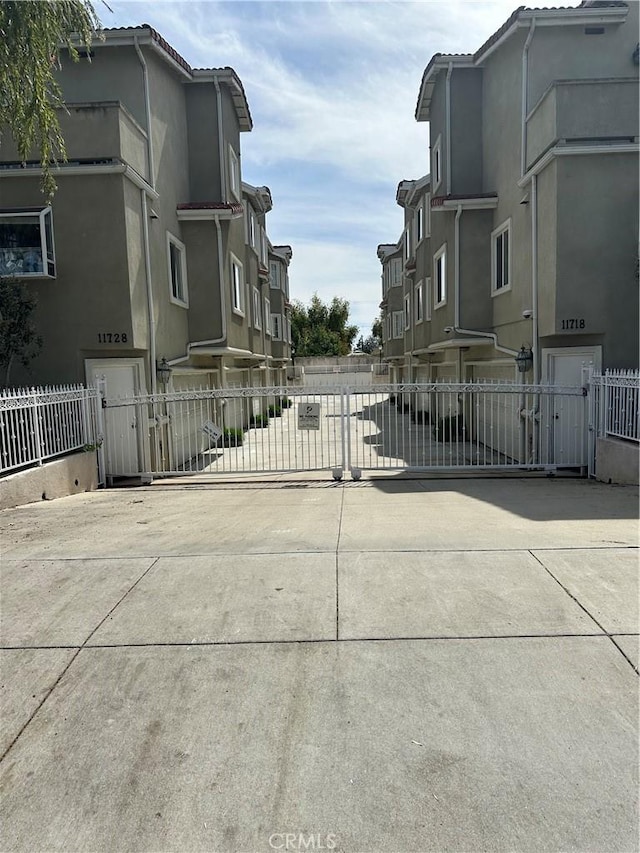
[85, 359, 147, 477]
[542, 347, 601, 466]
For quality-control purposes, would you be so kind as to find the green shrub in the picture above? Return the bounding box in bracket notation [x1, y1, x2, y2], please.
[222, 427, 244, 447]
[278, 396, 293, 409]
[249, 413, 270, 428]
[267, 404, 282, 418]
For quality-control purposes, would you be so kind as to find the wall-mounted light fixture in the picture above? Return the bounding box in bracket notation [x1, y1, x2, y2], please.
[515, 346, 534, 373]
[156, 357, 172, 386]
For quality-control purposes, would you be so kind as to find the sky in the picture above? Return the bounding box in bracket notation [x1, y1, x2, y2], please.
[101, 0, 578, 341]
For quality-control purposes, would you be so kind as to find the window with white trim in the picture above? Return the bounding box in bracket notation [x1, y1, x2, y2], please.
[425, 276, 432, 321]
[271, 313, 282, 340]
[416, 205, 424, 243]
[260, 230, 268, 264]
[432, 136, 442, 192]
[492, 219, 511, 294]
[167, 233, 188, 306]
[434, 244, 446, 308]
[425, 195, 431, 237]
[415, 280, 424, 324]
[386, 314, 392, 342]
[230, 254, 244, 314]
[286, 316, 292, 344]
[249, 211, 256, 249]
[404, 293, 411, 330]
[404, 227, 411, 262]
[0, 207, 55, 277]
[252, 286, 261, 329]
[392, 310, 404, 339]
[229, 146, 240, 201]
[269, 260, 280, 289]
[391, 257, 402, 287]
[264, 298, 271, 335]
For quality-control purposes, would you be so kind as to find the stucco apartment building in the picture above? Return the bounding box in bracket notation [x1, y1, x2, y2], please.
[0, 25, 292, 399]
[379, 0, 639, 389]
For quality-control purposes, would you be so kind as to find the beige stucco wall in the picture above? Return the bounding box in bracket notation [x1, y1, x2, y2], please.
[595, 437, 639, 486]
[1, 452, 99, 510]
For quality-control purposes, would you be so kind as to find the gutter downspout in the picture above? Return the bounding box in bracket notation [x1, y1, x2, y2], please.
[521, 19, 536, 178]
[531, 174, 539, 383]
[451, 204, 519, 358]
[134, 37, 155, 190]
[445, 62, 453, 196]
[134, 38, 158, 396]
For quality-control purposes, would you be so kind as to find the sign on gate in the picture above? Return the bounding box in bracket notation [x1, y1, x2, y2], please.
[202, 420, 223, 443]
[298, 402, 320, 430]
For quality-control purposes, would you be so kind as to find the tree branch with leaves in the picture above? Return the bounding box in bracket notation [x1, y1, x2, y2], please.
[0, 0, 101, 201]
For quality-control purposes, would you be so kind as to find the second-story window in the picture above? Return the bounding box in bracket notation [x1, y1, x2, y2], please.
[229, 146, 240, 201]
[434, 244, 446, 308]
[249, 211, 256, 249]
[264, 298, 271, 335]
[433, 136, 442, 192]
[386, 314, 392, 342]
[492, 219, 511, 294]
[167, 233, 188, 307]
[231, 254, 244, 315]
[425, 195, 431, 237]
[252, 286, 261, 329]
[404, 293, 411, 330]
[404, 228, 411, 262]
[415, 280, 424, 324]
[271, 313, 282, 340]
[392, 310, 404, 339]
[425, 276, 432, 320]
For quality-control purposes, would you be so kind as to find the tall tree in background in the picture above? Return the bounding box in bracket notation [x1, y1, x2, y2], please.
[291, 294, 359, 357]
[355, 315, 383, 353]
[0, 1, 101, 201]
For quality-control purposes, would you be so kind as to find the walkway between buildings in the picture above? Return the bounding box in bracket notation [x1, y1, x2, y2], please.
[0, 476, 638, 851]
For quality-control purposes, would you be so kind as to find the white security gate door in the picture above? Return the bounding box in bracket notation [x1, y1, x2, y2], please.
[101, 382, 590, 480]
[86, 359, 146, 478]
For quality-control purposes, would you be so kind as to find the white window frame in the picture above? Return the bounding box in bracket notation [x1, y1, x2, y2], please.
[491, 218, 512, 296]
[260, 230, 268, 264]
[425, 276, 432, 321]
[166, 233, 188, 307]
[229, 146, 241, 201]
[416, 205, 424, 244]
[264, 298, 271, 335]
[252, 286, 262, 329]
[249, 211, 256, 250]
[404, 293, 411, 330]
[432, 136, 442, 192]
[391, 257, 402, 287]
[392, 310, 404, 340]
[425, 194, 431, 237]
[271, 313, 282, 341]
[0, 207, 56, 278]
[386, 314, 392, 342]
[269, 260, 279, 289]
[230, 253, 244, 316]
[404, 227, 411, 262]
[434, 243, 447, 309]
[414, 280, 424, 324]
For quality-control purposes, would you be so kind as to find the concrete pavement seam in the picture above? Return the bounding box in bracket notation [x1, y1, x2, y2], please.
[528, 550, 639, 675]
[335, 486, 346, 641]
[0, 556, 161, 765]
[1, 632, 620, 651]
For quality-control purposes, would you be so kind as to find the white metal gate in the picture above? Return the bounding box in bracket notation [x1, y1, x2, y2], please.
[99, 382, 589, 480]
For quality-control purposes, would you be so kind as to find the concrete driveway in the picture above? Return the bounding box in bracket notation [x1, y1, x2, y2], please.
[1, 476, 638, 852]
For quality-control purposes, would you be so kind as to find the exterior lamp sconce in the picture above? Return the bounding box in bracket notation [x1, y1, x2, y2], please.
[515, 346, 534, 374]
[157, 357, 172, 387]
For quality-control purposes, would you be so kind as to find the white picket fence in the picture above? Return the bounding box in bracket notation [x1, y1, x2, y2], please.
[591, 369, 639, 443]
[0, 385, 100, 475]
